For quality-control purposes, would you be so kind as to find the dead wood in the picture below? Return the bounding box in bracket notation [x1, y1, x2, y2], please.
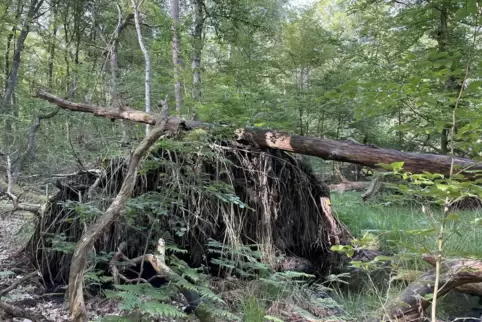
[361, 175, 383, 201]
[0, 301, 46, 322]
[0, 271, 40, 297]
[1, 107, 59, 215]
[0, 271, 45, 322]
[329, 181, 371, 193]
[35, 90, 482, 177]
[109, 238, 212, 321]
[384, 255, 482, 322]
[67, 110, 170, 322]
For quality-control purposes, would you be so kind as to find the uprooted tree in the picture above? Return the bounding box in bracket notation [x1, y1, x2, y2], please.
[9, 90, 482, 322]
[26, 91, 354, 321]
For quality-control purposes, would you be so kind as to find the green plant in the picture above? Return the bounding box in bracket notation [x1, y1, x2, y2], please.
[242, 296, 265, 322]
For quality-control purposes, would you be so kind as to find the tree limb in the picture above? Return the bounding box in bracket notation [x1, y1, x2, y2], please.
[67, 109, 170, 322]
[384, 255, 482, 322]
[0, 270, 45, 322]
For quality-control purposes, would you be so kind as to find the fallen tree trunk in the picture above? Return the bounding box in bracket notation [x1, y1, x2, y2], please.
[35, 90, 482, 177]
[329, 181, 371, 193]
[384, 255, 482, 322]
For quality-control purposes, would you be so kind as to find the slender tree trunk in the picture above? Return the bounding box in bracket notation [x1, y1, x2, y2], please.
[2, 0, 45, 147]
[441, 128, 448, 155]
[109, 8, 133, 142]
[191, 0, 204, 106]
[436, 5, 455, 156]
[171, 0, 183, 114]
[48, 8, 58, 89]
[131, 0, 151, 134]
[3, 1, 23, 96]
[63, 24, 70, 91]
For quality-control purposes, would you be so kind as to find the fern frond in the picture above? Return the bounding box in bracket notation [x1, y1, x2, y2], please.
[139, 302, 187, 318]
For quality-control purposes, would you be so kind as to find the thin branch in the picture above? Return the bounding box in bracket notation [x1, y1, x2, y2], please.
[0, 271, 40, 297]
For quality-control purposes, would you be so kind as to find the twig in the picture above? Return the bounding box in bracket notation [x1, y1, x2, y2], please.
[0, 271, 40, 297]
[0, 270, 45, 322]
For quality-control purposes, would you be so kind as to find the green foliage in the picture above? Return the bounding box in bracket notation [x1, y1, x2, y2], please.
[207, 239, 272, 278]
[104, 284, 182, 318]
[4, 0, 482, 320]
[242, 296, 265, 322]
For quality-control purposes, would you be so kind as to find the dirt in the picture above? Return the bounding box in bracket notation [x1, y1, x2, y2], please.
[0, 213, 125, 322]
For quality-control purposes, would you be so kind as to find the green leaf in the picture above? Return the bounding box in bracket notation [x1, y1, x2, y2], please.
[373, 256, 391, 262]
[472, 218, 482, 226]
[406, 228, 436, 236]
[445, 213, 461, 222]
[391, 161, 405, 172]
[424, 293, 434, 301]
[468, 80, 482, 92]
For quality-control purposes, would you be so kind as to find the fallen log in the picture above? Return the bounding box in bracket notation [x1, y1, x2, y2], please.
[35, 90, 482, 177]
[390, 269, 482, 297]
[384, 255, 482, 322]
[329, 181, 371, 193]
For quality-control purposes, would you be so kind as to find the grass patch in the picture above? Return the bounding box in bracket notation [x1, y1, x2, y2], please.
[329, 191, 482, 321]
[332, 191, 482, 259]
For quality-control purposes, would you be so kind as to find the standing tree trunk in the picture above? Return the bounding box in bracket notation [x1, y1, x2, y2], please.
[48, 7, 58, 89]
[131, 0, 151, 134]
[2, 0, 44, 160]
[191, 0, 204, 107]
[108, 6, 133, 142]
[171, 0, 183, 114]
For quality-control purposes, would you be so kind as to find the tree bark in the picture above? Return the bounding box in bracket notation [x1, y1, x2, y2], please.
[384, 255, 482, 322]
[2, 0, 44, 146]
[171, 0, 183, 113]
[191, 0, 204, 105]
[67, 111, 170, 322]
[35, 90, 482, 177]
[108, 8, 133, 108]
[48, 6, 58, 89]
[131, 0, 151, 134]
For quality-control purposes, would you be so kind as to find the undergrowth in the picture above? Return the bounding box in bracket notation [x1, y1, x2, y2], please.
[330, 191, 482, 321]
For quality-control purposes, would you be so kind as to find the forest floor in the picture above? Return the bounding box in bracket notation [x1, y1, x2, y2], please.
[0, 211, 127, 322]
[1, 192, 481, 321]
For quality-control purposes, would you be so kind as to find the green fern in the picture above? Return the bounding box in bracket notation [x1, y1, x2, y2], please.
[138, 302, 186, 318]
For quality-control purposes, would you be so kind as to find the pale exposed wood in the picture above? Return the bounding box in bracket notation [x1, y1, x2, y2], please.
[235, 129, 482, 177]
[130, 0, 151, 134]
[109, 238, 211, 321]
[329, 181, 370, 193]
